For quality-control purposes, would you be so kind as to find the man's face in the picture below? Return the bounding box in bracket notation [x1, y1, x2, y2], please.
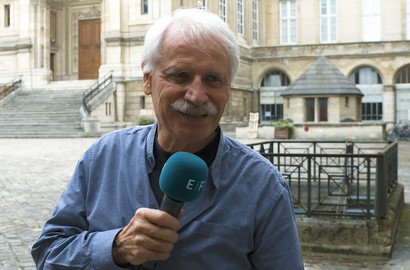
[143, 24, 231, 152]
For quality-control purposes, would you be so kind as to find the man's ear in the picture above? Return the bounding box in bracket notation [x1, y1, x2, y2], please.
[141, 62, 152, 95]
[143, 72, 152, 95]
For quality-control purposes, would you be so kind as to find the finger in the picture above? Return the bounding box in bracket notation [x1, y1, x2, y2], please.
[178, 209, 184, 219]
[137, 208, 181, 231]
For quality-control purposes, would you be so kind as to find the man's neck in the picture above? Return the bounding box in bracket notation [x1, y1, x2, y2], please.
[157, 130, 218, 154]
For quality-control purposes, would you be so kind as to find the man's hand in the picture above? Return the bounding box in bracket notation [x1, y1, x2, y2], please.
[112, 208, 183, 266]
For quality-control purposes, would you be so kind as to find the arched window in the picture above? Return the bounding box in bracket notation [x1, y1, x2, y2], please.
[260, 71, 290, 122]
[261, 71, 290, 87]
[349, 67, 382, 84]
[395, 64, 410, 84]
[349, 67, 383, 121]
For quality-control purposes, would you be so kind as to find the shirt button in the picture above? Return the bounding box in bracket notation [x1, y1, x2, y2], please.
[147, 156, 153, 163]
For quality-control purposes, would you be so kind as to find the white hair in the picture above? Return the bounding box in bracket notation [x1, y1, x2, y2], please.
[141, 8, 239, 80]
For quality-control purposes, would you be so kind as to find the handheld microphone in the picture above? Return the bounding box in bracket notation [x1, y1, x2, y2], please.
[159, 151, 208, 217]
[141, 152, 208, 269]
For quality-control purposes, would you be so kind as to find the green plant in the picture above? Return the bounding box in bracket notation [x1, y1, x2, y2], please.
[275, 119, 295, 132]
[138, 118, 155, 125]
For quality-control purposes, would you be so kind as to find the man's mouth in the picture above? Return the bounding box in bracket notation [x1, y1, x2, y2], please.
[179, 111, 208, 118]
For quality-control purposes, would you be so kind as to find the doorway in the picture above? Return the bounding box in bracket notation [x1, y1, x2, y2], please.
[78, 19, 101, 80]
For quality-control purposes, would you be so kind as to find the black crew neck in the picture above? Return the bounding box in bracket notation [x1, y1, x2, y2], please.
[148, 128, 220, 205]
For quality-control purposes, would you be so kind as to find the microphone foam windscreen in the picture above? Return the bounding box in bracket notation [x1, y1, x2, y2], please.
[159, 151, 208, 202]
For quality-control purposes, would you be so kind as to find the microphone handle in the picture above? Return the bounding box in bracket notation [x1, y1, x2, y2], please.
[141, 195, 184, 269]
[160, 195, 184, 218]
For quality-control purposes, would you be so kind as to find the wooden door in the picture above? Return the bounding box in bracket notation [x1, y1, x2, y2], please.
[78, 19, 101, 80]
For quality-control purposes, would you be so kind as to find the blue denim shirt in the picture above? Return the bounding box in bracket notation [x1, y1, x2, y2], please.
[32, 124, 304, 269]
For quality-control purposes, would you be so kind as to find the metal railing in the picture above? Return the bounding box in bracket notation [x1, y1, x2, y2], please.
[82, 72, 113, 115]
[0, 77, 22, 100]
[247, 140, 398, 219]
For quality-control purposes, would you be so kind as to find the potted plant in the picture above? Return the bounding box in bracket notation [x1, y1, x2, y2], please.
[274, 119, 295, 139]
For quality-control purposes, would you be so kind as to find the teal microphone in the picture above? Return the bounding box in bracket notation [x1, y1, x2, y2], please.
[159, 151, 208, 217]
[143, 152, 208, 269]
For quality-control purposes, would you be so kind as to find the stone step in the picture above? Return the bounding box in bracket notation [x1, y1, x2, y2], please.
[0, 83, 89, 138]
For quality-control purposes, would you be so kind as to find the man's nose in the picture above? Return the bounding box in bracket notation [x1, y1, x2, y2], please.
[185, 75, 208, 105]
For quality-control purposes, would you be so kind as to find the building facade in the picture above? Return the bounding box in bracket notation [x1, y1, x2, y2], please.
[0, 0, 409, 134]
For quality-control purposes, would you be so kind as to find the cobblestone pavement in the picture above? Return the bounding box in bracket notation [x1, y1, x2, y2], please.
[0, 138, 409, 269]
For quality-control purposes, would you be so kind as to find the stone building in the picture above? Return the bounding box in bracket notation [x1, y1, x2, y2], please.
[281, 56, 364, 124]
[0, 0, 409, 138]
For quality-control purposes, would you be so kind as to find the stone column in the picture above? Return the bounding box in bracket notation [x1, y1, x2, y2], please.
[115, 82, 125, 122]
[383, 85, 395, 124]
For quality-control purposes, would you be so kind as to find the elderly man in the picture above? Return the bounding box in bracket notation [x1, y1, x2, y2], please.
[32, 8, 304, 270]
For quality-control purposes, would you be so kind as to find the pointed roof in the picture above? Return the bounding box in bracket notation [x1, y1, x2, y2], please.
[281, 56, 363, 96]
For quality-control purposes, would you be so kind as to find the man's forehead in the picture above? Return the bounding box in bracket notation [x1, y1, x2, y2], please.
[163, 22, 224, 51]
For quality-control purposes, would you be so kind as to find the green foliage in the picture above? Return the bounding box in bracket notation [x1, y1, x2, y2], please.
[138, 118, 155, 125]
[275, 119, 295, 132]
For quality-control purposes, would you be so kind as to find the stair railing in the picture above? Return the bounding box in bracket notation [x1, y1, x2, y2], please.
[0, 77, 22, 100]
[82, 72, 113, 115]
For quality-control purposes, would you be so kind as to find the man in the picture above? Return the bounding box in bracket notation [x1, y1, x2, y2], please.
[32, 8, 304, 269]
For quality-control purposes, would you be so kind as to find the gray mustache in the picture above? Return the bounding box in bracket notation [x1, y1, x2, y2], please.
[171, 99, 218, 117]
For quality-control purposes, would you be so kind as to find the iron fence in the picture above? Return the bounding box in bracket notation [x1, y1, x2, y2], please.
[247, 140, 398, 219]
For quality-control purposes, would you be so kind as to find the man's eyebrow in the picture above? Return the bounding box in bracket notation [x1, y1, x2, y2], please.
[162, 67, 185, 75]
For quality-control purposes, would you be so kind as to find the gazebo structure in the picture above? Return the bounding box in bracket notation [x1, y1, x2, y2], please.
[281, 56, 364, 124]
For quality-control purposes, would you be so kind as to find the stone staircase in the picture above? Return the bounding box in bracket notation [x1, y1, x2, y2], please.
[0, 80, 96, 138]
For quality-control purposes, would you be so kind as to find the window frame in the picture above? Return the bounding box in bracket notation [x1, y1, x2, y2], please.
[319, 97, 328, 122]
[306, 98, 315, 122]
[252, 0, 259, 41]
[237, 0, 244, 35]
[261, 104, 284, 122]
[406, 0, 410, 40]
[362, 0, 381, 41]
[4, 4, 10, 27]
[219, 0, 227, 22]
[141, 0, 148, 14]
[320, 0, 337, 43]
[280, 0, 297, 44]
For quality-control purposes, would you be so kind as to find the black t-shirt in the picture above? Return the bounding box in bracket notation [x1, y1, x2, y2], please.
[148, 128, 220, 205]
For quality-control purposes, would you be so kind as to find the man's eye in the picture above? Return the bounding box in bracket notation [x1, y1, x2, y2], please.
[173, 71, 187, 78]
[206, 74, 224, 86]
[164, 70, 189, 82]
[208, 75, 221, 82]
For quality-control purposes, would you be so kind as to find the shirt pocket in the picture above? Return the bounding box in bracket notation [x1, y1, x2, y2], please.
[178, 221, 252, 269]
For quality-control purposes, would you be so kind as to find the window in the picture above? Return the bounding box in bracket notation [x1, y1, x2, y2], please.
[320, 0, 337, 43]
[280, 1, 297, 44]
[349, 67, 382, 84]
[141, 0, 148, 14]
[237, 0, 244, 35]
[50, 12, 57, 43]
[350, 67, 383, 121]
[261, 71, 290, 87]
[252, 0, 259, 41]
[4, 4, 10, 27]
[260, 71, 289, 123]
[219, 0, 227, 22]
[362, 0, 381, 41]
[362, 102, 382, 120]
[105, 102, 112, 116]
[395, 64, 410, 84]
[306, 98, 315, 122]
[319, 98, 328, 121]
[197, 0, 206, 10]
[407, 0, 410, 40]
[261, 104, 283, 121]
